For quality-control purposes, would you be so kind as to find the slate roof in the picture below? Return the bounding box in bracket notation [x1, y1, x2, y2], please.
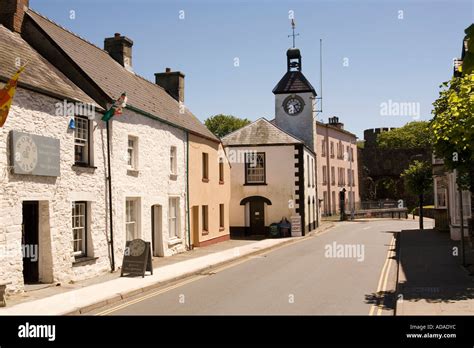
[221, 118, 303, 146]
[26, 10, 218, 142]
[0, 25, 98, 107]
[272, 71, 316, 95]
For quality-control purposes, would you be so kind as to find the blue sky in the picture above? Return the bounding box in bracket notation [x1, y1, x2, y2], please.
[32, 0, 472, 138]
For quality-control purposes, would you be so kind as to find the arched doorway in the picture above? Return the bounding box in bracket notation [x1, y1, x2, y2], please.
[240, 196, 272, 236]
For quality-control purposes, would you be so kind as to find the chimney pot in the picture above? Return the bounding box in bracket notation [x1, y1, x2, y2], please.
[165, 68, 171, 73]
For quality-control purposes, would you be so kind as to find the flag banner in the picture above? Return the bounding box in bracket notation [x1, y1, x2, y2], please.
[0, 66, 26, 127]
[102, 92, 127, 122]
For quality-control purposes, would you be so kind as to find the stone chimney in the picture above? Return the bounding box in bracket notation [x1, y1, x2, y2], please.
[0, 0, 29, 33]
[104, 33, 133, 71]
[155, 68, 185, 103]
[328, 116, 344, 130]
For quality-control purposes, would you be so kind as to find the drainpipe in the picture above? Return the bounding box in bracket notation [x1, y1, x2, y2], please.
[186, 131, 192, 250]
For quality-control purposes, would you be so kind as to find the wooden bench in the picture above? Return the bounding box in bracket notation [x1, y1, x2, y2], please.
[0, 282, 12, 307]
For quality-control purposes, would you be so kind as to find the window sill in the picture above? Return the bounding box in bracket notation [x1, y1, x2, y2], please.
[72, 164, 97, 171]
[168, 238, 182, 247]
[202, 230, 209, 236]
[72, 256, 98, 266]
[244, 183, 267, 186]
[202, 178, 209, 183]
[127, 168, 139, 177]
[219, 227, 225, 232]
[169, 173, 178, 181]
[219, 181, 225, 185]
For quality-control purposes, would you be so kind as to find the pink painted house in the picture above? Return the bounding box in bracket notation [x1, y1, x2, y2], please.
[317, 117, 359, 216]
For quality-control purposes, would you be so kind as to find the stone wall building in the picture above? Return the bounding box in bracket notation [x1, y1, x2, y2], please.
[0, 0, 229, 292]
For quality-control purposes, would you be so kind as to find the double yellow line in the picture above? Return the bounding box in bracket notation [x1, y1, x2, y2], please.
[369, 236, 396, 316]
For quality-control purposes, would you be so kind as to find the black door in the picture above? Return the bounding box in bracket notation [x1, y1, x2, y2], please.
[249, 201, 265, 235]
[22, 201, 39, 284]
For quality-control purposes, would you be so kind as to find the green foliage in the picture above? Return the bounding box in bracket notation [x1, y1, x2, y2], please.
[204, 114, 251, 138]
[401, 160, 433, 196]
[376, 121, 431, 149]
[430, 74, 474, 190]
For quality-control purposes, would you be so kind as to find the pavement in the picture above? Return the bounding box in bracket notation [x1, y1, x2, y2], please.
[396, 226, 474, 315]
[0, 222, 334, 315]
[90, 218, 412, 315]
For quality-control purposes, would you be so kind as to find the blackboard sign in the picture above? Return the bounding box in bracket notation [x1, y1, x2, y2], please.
[120, 239, 153, 278]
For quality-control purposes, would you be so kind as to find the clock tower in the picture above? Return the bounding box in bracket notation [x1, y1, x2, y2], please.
[273, 47, 317, 150]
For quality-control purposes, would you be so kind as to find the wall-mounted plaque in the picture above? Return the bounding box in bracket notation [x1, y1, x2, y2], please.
[10, 131, 60, 177]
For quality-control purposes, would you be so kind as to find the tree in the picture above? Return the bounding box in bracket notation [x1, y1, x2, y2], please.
[401, 160, 433, 230]
[204, 114, 251, 138]
[431, 75, 474, 191]
[376, 121, 431, 149]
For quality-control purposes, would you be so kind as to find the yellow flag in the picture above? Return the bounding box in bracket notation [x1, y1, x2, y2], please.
[0, 66, 26, 127]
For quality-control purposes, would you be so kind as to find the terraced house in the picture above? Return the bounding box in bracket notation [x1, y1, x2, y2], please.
[0, 0, 229, 293]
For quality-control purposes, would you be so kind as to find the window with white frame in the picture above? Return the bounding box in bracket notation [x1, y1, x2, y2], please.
[74, 116, 90, 165]
[331, 167, 335, 185]
[245, 152, 265, 184]
[72, 201, 87, 257]
[127, 136, 138, 169]
[321, 140, 326, 157]
[322, 165, 327, 185]
[170, 146, 177, 175]
[168, 197, 180, 238]
[330, 142, 334, 158]
[125, 199, 138, 241]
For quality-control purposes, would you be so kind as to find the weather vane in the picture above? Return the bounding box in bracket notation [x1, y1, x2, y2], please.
[288, 18, 299, 48]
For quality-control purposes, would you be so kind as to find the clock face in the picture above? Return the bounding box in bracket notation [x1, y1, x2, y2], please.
[128, 239, 146, 257]
[283, 95, 305, 115]
[15, 135, 38, 173]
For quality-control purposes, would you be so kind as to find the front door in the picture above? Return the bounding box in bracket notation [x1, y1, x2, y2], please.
[22, 201, 39, 284]
[249, 201, 265, 235]
[151, 205, 163, 257]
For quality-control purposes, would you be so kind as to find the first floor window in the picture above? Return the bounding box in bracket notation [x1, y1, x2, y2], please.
[126, 199, 138, 241]
[72, 201, 87, 257]
[202, 205, 209, 233]
[245, 152, 265, 184]
[219, 204, 225, 229]
[219, 158, 224, 183]
[127, 136, 138, 169]
[169, 197, 179, 238]
[74, 116, 90, 165]
[322, 165, 327, 185]
[202, 152, 209, 181]
[170, 146, 177, 175]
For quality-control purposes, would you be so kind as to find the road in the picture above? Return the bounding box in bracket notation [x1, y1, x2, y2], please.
[94, 219, 430, 315]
